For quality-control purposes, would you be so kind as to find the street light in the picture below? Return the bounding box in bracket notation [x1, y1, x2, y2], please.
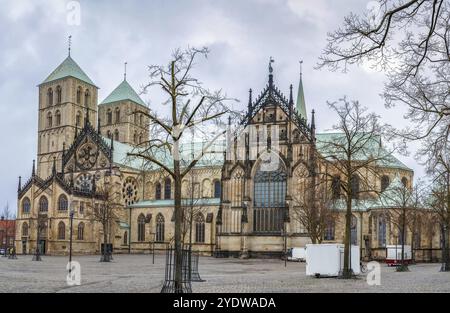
[69, 206, 75, 274]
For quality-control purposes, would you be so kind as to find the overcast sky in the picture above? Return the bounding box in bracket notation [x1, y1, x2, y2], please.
[0, 0, 425, 214]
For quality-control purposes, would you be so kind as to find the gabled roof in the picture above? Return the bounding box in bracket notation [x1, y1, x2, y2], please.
[41, 56, 96, 86]
[100, 79, 146, 106]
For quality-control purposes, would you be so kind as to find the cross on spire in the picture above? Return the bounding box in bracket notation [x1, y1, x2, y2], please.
[299, 60, 303, 77]
[124, 62, 128, 81]
[68, 35, 72, 56]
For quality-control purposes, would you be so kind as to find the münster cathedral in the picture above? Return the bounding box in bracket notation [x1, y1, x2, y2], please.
[15, 50, 442, 261]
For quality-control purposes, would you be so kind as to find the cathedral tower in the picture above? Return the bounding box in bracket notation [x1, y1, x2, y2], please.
[37, 53, 98, 178]
[98, 67, 149, 146]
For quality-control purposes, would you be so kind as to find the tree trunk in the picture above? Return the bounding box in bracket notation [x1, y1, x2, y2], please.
[174, 160, 183, 292]
[342, 197, 352, 278]
[101, 223, 110, 262]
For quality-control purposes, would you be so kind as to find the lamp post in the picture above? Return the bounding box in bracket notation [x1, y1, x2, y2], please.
[69, 207, 74, 274]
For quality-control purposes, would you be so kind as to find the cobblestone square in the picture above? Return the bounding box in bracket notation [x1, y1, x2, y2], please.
[0, 254, 449, 293]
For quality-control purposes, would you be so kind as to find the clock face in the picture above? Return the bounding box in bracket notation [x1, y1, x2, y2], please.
[76, 143, 98, 170]
[122, 177, 138, 205]
[76, 173, 92, 192]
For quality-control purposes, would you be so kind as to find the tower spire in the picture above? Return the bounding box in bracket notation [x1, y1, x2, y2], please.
[68, 35, 72, 57]
[289, 84, 293, 116]
[296, 60, 307, 121]
[32, 160, 35, 177]
[18, 176, 22, 192]
[124, 62, 128, 81]
[247, 88, 253, 118]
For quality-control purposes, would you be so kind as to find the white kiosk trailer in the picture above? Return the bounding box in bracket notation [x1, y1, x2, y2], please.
[287, 247, 306, 262]
[306, 244, 361, 277]
[385, 245, 412, 266]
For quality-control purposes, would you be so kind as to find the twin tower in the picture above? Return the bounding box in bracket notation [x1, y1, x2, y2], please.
[36, 54, 150, 178]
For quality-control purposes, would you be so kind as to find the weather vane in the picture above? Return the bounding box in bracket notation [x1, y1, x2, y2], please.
[124, 62, 128, 80]
[68, 35, 72, 56]
[269, 56, 275, 74]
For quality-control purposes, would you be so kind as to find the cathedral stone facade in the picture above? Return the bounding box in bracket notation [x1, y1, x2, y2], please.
[15, 53, 442, 261]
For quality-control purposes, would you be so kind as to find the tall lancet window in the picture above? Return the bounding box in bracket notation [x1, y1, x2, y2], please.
[253, 157, 286, 233]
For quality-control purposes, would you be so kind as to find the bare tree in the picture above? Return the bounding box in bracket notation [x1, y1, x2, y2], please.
[291, 172, 338, 244]
[317, 0, 450, 170]
[1, 203, 14, 256]
[86, 180, 124, 262]
[127, 47, 237, 292]
[317, 98, 402, 278]
[381, 178, 424, 271]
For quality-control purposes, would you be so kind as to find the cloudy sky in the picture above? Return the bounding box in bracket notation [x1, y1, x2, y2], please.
[0, 0, 424, 214]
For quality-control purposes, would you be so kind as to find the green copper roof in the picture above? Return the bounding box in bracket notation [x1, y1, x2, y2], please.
[315, 133, 412, 171]
[100, 79, 146, 106]
[41, 56, 96, 86]
[296, 75, 307, 120]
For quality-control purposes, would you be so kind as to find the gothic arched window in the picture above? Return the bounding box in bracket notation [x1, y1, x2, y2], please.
[107, 109, 112, 125]
[39, 196, 48, 212]
[253, 160, 286, 232]
[137, 214, 145, 242]
[195, 213, 205, 243]
[155, 183, 162, 200]
[56, 85, 62, 104]
[115, 108, 120, 123]
[139, 114, 143, 126]
[58, 222, 65, 240]
[164, 178, 171, 200]
[331, 175, 341, 199]
[84, 90, 90, 107]
[324, 219, 335, 240]
[133, 132, 137, 144]
[58, 194, 68, 211]
[55, 110, 61, 126]
[47, 112, 53, 128]
[378, 215, 387, 247]
[77, 222, 84, 240]
[22, 197, 31, 214]
[350, 174, 360, 200]
[76, 87, 82, 104]
[381, 175, 390, 192]
[213, 180, 221, 198]
[114, 129, 119, 141]
[22, 222, 29, 236]
[47, 88, 53, 106]
[156, 213, 165, 242]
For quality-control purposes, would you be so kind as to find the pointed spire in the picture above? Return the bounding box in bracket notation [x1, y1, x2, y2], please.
[268, 57, 274, 87]
[32, 160, 35, 177]
[52, 157, 56, 175]
[311, 109, 316, 141]
[297, 60, 307, 121]
[68, 35, 72, 57]
[124, 62, 128, 81]
[289, 84, 294, 117]
[247, 88, 253, 117]
[18, 176, 22, 192]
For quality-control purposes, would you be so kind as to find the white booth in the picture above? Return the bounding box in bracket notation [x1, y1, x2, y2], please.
[287, 247, 306, 262]
[306, 244, 361, 277]
[386, 245, 412, 266]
